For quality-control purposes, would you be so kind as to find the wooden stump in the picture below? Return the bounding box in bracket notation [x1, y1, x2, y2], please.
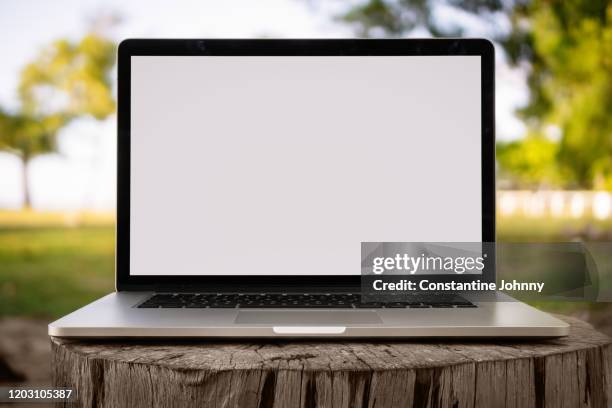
[51, 315, 612, 408]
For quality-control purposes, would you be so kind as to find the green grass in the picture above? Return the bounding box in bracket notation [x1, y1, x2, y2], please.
[0, 226, 115, 318]
[0, 211, 611, 318]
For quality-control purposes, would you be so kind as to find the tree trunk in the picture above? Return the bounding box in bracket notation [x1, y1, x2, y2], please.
[51, 315, 612, 408]
[22, 156, 31, 209]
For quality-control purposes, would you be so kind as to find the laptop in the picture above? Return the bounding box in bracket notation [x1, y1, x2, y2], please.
[49, 39, 569, 338]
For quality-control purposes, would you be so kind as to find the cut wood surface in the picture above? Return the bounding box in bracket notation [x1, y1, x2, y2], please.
[51, 315, 612, 408]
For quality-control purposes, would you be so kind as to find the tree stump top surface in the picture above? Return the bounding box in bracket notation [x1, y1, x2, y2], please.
[51, 315, 612, 408]
[51, 315, 607, 372]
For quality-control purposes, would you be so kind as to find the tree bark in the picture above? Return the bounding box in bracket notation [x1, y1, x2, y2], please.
[51, 315, 612, 408]
[21, 156, 31, 209]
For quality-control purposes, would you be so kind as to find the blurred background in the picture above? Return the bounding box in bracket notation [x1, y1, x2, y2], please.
[0, 0, 610, 388]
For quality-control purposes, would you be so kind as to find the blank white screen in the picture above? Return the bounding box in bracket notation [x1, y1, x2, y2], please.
[130, 56, 481, 275]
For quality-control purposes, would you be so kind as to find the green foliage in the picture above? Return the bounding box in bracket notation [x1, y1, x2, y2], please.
[18, 34, 116, 120]
[341, 0, 505, 37]
[340, 0, 612, 189]
[496, 134, 563, 188]
[0, 111, 64, 160]
[508, 1, 612, 189]
[0, 34, 116, 160]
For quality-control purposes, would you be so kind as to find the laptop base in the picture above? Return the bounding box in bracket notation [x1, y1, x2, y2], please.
[49, 292, 569, 338]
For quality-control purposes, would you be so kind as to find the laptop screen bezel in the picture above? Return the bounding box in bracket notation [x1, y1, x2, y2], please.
[116, 39, 495, 292]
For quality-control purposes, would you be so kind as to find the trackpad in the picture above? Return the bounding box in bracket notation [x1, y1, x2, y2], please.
[235, 311, 382, 325]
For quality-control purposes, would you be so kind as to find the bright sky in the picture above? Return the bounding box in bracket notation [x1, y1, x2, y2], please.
[0, 0, 528, 210]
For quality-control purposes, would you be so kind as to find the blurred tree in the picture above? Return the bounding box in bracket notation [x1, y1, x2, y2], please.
[341, 0, 508, 37]
[0, 112, 64, 207]
[508, 1, 612, 189]
[496, 134, 563, 188]
[0, 34, 116, 208]
[339, 0, 612, 189]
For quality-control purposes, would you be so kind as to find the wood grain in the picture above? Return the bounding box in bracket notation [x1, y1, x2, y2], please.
[51, 316, 612, 408]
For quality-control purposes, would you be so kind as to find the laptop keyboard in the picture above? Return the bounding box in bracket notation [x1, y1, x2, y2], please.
[137, 293, 477, 309]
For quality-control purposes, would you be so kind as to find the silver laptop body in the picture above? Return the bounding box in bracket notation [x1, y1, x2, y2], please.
[49, 39, 569, 338]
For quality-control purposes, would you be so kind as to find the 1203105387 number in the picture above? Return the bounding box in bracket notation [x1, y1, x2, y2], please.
[0, 387, 75, 402]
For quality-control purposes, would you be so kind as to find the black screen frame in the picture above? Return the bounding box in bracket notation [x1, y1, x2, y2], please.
[116, 38, 496, 292]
